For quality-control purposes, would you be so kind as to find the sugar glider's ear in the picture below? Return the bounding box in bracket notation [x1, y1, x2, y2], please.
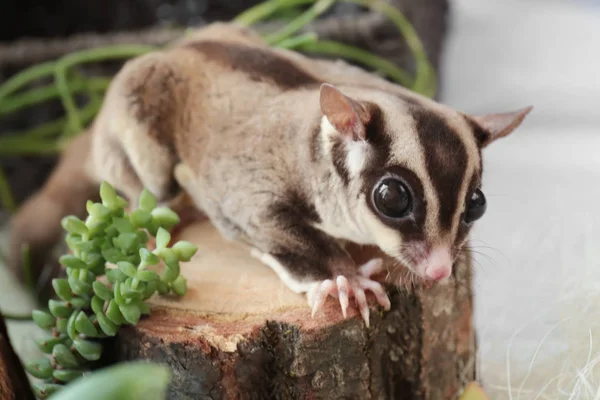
[472, 106, 533, 147]
[319, 83, 371, 141]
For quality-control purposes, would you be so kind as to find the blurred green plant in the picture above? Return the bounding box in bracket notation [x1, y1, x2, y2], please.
[234, 0, 436, 94]
[47, 361, 171, 400]
[24, 181, 197, 399]
[0, 0, 436, 214]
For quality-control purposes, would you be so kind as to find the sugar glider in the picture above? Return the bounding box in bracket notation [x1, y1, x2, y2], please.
[9, 22, 532, 326]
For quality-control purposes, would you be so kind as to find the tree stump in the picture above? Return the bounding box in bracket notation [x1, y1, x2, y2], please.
[0, 314, 36, 400]
[111, 220, 476, 400]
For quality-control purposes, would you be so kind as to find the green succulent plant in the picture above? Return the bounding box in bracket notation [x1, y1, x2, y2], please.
[46, 361, 172, 400]
[25, 181, 197, 399]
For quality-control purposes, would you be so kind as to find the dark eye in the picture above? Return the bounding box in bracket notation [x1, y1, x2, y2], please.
[464, 188, 486, 223]
[372, 178, 412, 219]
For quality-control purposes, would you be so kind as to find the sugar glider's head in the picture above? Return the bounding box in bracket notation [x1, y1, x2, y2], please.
[318, 83, 532, 282]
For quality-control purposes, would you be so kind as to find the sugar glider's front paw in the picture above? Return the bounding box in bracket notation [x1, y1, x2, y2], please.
[307, 258, 391, 327]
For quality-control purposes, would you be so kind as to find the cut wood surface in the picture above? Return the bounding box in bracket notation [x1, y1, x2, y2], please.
[0, 314, 36, 400]
[112, 219, 477, 400]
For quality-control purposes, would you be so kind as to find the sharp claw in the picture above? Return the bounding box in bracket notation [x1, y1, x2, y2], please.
[306, 284, 317, 308]
[380, 294, 391, 311]
[310, 298, 320, 318]
[311, 280, 334, 318]
[354, 288, 370, 327]
[359, 258, 384, 278]
[337, 276, 349, 319]
[310, 303, 319, 319]
[359, 278, 391, 311]
[306, 259, 388, 326]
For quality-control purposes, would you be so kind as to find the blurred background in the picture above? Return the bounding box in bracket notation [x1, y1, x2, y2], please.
[442, 0, 600, 398]
[1, 0, 599, 398]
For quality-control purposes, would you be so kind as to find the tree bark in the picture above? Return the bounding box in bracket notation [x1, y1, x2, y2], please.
[0, 314, 36, 400]
[111, 221, 476, 400]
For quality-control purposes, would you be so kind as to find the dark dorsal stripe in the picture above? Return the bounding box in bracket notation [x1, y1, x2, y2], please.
[363, 103, 392, 169]
[463, 115, 486, 171]
[412, 107, 468, 232]
[330, 136, 350, 186]
[309, 119, 322, 163]
[359, 104, 427, 243]
[184, 40, 320, 89]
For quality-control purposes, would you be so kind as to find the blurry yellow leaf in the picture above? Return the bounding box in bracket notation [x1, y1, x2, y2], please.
[459, 382, 489, 400]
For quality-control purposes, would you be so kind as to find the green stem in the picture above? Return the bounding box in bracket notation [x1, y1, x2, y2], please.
[54, 45, 156, 138]
[7, 118, 65, 140]
[342, 0, 436, 97]
[269, 6, 307, 22]
[0, 77, 111, 116]
[233, 0, 315, 26]
[236, 0, 436, 96]
[1, 85, 105, 144]
[273, 32, 318, 49]
[21, 244, 35, 293]
[264, 0, 336, 45]
[0, 166, 16, 213]
[1, 311, 33, 321]
[297, 39, 412, 86]
[137, 260, 148, 273]
[0, 138, 61, 155]
[0, 61, 57, 101]
[84, 77, 105, 107]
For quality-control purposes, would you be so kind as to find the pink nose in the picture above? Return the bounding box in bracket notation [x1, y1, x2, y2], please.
[423, 246, 452, 281]
[425, 266, 451, 280]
